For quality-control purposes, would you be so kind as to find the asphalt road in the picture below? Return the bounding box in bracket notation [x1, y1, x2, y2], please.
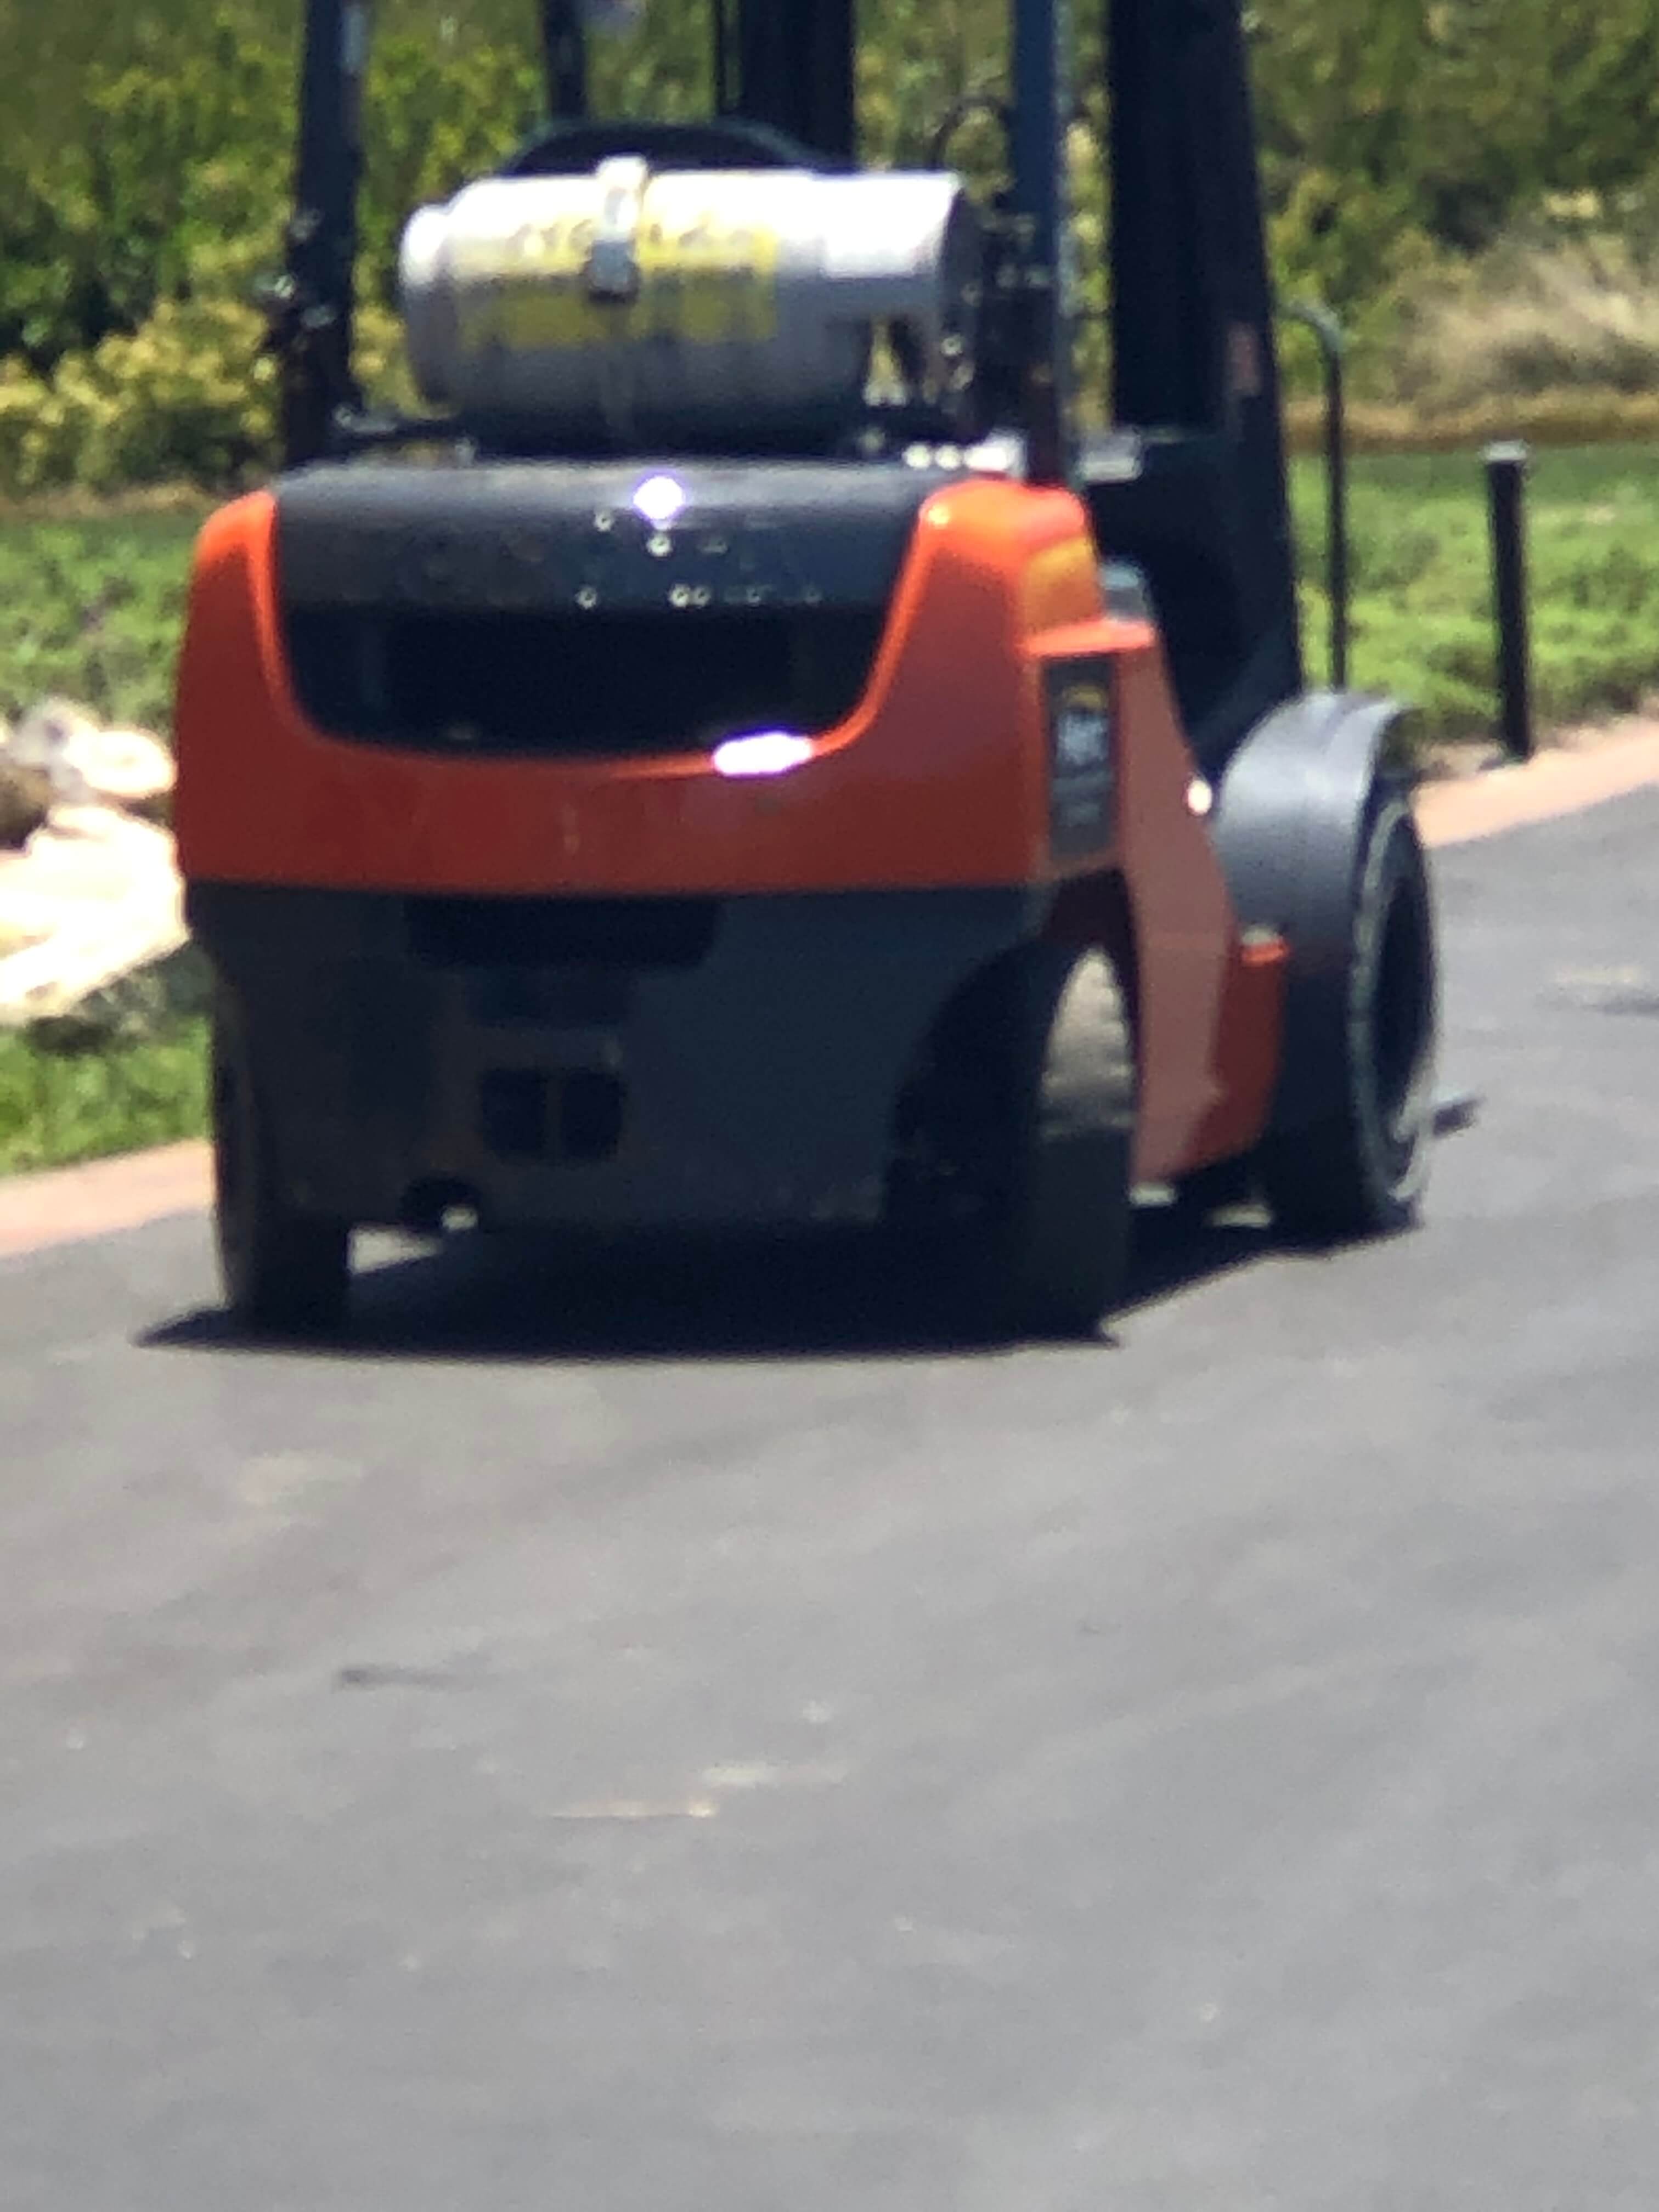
[3, 792, 1658, 2211]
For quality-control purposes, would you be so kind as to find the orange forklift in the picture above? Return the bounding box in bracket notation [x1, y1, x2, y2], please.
[172, 0, 1441, 1338]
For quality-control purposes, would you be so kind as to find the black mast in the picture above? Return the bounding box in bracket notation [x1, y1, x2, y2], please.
[541, 0, 589, 119]
[733, 0, 856, 163]
[278, 0, 371, 469]
[1009, 0, 1072, 482]
[1107, 0, 1302, 695]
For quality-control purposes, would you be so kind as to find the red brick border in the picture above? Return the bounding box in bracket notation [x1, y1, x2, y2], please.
[1417, 724, 1659, 849]
[0, 1140, 209, 1262]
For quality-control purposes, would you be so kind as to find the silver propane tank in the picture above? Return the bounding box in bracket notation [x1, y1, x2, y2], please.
[398, 159, 983, 449]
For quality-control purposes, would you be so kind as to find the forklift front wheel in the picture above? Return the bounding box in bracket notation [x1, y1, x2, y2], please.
[211, 1003, 350, 1335]
[1261, 786, 1438, 1242]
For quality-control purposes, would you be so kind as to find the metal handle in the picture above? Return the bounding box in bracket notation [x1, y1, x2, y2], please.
[1280, 301, 1350, 693]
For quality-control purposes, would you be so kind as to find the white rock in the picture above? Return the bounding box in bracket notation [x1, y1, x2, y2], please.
[0, 701, 189, 1037]
[9, 698, 173, 819]
[73, 727, 174, 820]
[0, 799, 187, 1032]
[9, 697, 101, 804]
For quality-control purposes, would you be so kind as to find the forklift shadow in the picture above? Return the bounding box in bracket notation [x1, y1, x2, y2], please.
[139, 1202, 1278, 1368]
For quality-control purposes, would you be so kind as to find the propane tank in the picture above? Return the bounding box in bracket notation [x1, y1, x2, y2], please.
[399, 162, 983, 452]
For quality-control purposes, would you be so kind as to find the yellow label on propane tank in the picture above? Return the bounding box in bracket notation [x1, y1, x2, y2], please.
[456, 195, 780, 353]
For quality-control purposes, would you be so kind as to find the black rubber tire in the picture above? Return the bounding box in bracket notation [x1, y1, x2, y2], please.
[211, 998, 350, 1335]
[1260, 785, 1440, 1243]
[893, 944, 1137, 1340]
[1173, 1153, 1257, 1222]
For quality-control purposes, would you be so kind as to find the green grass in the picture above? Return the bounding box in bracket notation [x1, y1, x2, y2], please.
[0, 501, 207, 736]
[0, 500, 212, 1176]
[0, 1019, 208, 1178]
[1289, 442, 1659, 743]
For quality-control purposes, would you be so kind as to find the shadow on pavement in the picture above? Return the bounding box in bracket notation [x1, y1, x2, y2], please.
[139, 1201, 1279, 1369]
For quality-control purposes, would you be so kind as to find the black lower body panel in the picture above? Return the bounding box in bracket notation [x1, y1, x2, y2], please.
[187, 883, 1044, 1234]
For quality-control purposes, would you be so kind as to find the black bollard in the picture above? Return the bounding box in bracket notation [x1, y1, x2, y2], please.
[1485, 442, 1534, 763]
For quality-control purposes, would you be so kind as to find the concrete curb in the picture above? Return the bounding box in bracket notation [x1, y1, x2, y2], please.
[0, 1139, 209, 1262]
[1415, 724, 1659, 849]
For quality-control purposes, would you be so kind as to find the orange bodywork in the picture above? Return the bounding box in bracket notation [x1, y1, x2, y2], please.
[174, 474, 1285, 1183]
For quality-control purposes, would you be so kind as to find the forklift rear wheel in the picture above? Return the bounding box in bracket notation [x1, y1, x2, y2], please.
[212, 1003, 350, 1335]
[1261, 786, 1438, 1242]
[1173, 1153, 1257, 1222]
[895, 944, 1137, 1340]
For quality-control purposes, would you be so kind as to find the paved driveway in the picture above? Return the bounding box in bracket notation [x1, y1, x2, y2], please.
[2, 791, 1657, 2210]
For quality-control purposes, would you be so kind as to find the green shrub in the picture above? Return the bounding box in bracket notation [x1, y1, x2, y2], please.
[0, 12, 295, 375]
[0, 510, 207, 735]
[0, 289, 421, 499]
[0, 300, 272, 496]
[9, 1, 1659, 490]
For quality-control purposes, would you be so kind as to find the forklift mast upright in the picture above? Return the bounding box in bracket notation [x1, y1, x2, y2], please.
[725, 0, 856, 165]
[275, 0, 1301, 724]
[1106, 0, 1301, 721]
[277, 0, 369, 469]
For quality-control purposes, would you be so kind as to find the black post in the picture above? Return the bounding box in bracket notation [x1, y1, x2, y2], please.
[733, 0, 856, 165]
[1010, 0, 1074, 484]
[1282, 302, 1349, 692]
[713, 0, 733, 114]
[541, 0, 588, 119]
[1485, 441, 1534, 763]
[279, 0, 370, 469]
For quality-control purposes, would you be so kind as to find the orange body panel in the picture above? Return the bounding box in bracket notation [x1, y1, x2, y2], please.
[1086, 638, 1286, 1181]
[178, 479, 1085, 898]
[173, 475, 1285, 1182]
